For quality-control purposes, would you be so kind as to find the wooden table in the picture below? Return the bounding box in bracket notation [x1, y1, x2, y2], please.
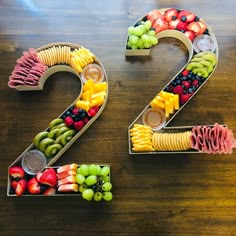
[1, 0, 236, 235]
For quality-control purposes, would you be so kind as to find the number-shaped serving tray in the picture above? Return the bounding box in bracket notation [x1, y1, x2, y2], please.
[7, 42, 109, 196]
[125, 8, 234, 155]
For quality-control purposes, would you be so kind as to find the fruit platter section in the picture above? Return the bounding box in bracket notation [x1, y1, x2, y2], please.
[7, 42, 111, 198]
[126, 8, 236, 154]
[8, 163, 113, 201]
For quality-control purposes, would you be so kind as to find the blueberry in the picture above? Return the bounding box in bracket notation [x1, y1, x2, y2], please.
[40, 185, 48, 193]
[181, 16, 187, 22]
[187, 74, 192, 79]
[176, 8, 181, 13]
[134, 21, 142, 27]
[192, 86, 197, 91]
[182, 76, 187, 80]
[69, 106, 74, 112]
[189, 71, 193, 75]
[91, 185, 97, 192]
[188, 88, 193, 93]
[150, 27, 155, 31]
[170, 80, 175, 85]
[176, 79, 181, 84]
[172, 16, 177, 20]
[195, 16, 200, 22]
[204, 29, 209, 35]
[143, 16, 147, 21]
[195, 75, 200, 80]
[180, 29, 185, 33]
[165, 86, 170, 91]
[65, 110, 71, 116]
[71, 114, 76, 119]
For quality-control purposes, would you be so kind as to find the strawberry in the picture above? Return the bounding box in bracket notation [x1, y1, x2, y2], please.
[184, 30, 195, 41]
[152, 18, 168, 34]
[57, 169, 77, 180]
[164, 8, 179, 22]
[168, 19, 180, 29]
[43, 187, 56, 196]
[39, 168, 57, 187]
[15, 179, 27, 196]
[74, 120, 84, 131]
[180, 94, 191, 104]
[177, 10, 192, 20]
[173, 85, 184, 95]
[176, 21, 187, 31]
[9, 166, 25, 179]
[27, 177, 41, 195]
[197, 20, 207, 35]
[186, 22, 201, 35]
[182, 81, 191, 89]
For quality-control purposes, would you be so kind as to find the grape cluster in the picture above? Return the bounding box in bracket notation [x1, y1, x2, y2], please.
[127, 20, 158, 49]
[76, 164, 112, 201]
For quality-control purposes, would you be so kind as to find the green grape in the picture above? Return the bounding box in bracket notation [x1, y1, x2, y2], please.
[103, 192, 113, 201]
[141, 34, 150, 43]
[94, 192, 103, 201]
[82, 189, 94, 201]
[144, 20, 152, 30]
[138, 25, 146, 34]
[148, 29, 156, 37]
[75, 174, 85, 185]
[150, 36, 158, 45]
[77, 167, 81, 174]
[100, 166, 110, 177]
[88, 164, 98, 175]
[96, 165, 101, 176]
[85, 175, 97, 186]
[127, 40, 132, 48]
[137, 39, 144, 49]
[131, 45, 138, 50]
[144, 42, 151, 49]
[102, 175, 110, 182]
[79, 164, 89, 176]
[79, 184, 87, 193]
[129, 35, 139, 45]
[133, 27, 143, 36]
[102, 182, 112, 192]
[128, 26, 135, 35]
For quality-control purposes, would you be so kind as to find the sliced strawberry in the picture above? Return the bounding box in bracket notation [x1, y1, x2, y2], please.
[147, 10, 164, 23]
[164, 8, 179, 22]
[11, 180, 19, 190]
[57, 163, 78, 173]
[186, 22, 201, 35]
[184, 30, 195, 41]
[58, 175, 76, 186]
[15, 179, 27, 196]
[43, 187, 56, 196]
[9, 166, 25, 179]
[168, 19, 180, 29]
[186, 12, 196, 23]
[36, 172, 43, 182]
[176, 21, 188, 31]
[197, 20, 207, 35]
[177, 10, 192, 20]
[27, 177, 41, 195]
[152, 18, 168, 34]
[39, 168, 57, 187]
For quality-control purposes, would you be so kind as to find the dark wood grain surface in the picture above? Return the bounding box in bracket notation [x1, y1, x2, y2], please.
[1, 0, 236, 235]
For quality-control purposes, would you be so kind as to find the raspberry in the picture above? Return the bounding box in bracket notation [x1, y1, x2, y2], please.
[92, 106, 100, 112]
[192, 79, 199, 87]
[88, 108, 97, 117]
[64, 116, 74, 126]
[74, 121, 84, 131]
[180, 94, 191, 104]
[182, 81, 190, 89]
[83, 117, 89, 124]
[173, 85, 184, 95]
[72, 107, 80, 115]
[182, 69, 189, 77]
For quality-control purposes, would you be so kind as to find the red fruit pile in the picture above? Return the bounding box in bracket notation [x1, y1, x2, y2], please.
[9, 166, 57, 196]
[146, 8, 207, 42]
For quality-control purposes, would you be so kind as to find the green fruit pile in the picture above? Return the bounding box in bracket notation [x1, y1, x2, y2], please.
[33, 118, 76, 158]
[75, 164, 113, 201]
[186, 51, 217, 78]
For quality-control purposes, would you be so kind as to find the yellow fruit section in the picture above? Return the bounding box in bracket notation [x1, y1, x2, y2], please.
[70, 48, 95, 73]
[150, 91, 179, 119]
[75, 79, 107, 111]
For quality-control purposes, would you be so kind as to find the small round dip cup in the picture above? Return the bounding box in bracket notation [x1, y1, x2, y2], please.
[193, 34, 216, 53]
[142, 108, 166, 131]
[81, 64, 104, 84]
[21, 150, 46, 175]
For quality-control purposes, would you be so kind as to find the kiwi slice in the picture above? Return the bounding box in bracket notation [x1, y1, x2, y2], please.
[45, 144, 63, 158]
[39, 138, 55, 152]
[61, 130, 76, 146]
[33, 131, 49, 148]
